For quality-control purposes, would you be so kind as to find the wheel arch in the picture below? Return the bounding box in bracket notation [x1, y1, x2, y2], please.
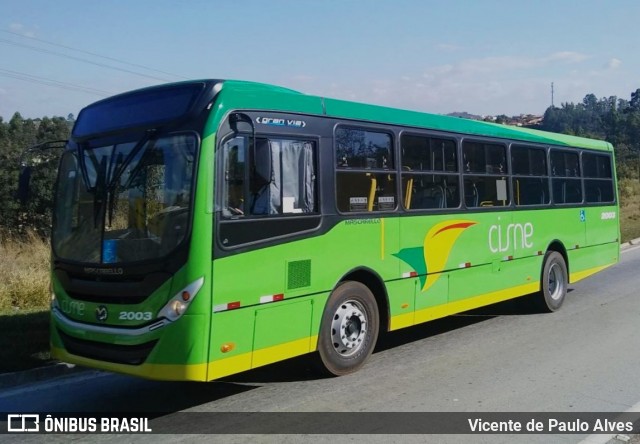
[545, 240, 570, 281]
[336, 267, 390, 335]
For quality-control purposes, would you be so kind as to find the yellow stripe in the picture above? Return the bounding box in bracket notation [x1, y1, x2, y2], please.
[207, 352, 252, 380]
[380, 218, 385, 260]
[390, 312, 414, 330]
[208, 334, 318, 379]
[570, 263, 614, 283]
[252, 336, 314, 368]
[54, 335, 320, 382]
[51, 346, 209, 381]
[390, 282, 540, 331]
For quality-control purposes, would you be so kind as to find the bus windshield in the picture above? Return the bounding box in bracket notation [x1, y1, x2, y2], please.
[52, 133, 197, 264]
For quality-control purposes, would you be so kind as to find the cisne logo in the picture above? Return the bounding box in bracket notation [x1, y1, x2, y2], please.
[488, 221, 534, 253]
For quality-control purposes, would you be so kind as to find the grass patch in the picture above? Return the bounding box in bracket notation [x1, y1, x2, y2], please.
[0, 231, 52, 373]
[619, 178, 640, 243]
[0, 230, 50, 312]
[0, 309, 52, 373]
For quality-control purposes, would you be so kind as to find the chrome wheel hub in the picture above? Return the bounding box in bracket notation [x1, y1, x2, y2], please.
[331, 300, 367, 356]
[548, 263, 565, 300]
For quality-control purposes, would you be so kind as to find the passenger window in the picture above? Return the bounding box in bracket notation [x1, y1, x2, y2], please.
[336, 128, 392, 169]
[401, 134, 460, 210]
[402, 174, 460, 209]
[551, 151, 580, 177]
[583, 153, 614, 203]
[222, 136, 317, 217]
[462, 141, 508, 207]
[464, 176, 509, 207]
[402, 135, 457, 172]
[512, 146, 547, 176]
[511, 145, 550, 206]
[551, 150, 582, 204]
[583, 153, 612, 179]
[335, 127, 397, 212]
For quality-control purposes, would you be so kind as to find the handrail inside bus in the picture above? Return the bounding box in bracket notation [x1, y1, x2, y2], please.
[405, 177, 414, 209]
[367, 175, 377, 211]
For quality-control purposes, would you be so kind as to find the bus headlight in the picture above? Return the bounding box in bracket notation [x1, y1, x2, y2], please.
[171, 300, 186, 317]
[158, 277, 204, 322]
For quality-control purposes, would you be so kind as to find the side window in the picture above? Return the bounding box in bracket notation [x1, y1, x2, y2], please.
[462, 141, 509, 207]
[511, 145, 550, 206]
[223, 137, 246, 216]
[222, 136, 317, 217]
[551, 150, 582, 204]
[583, 152, 614, 203]
[335, 127, 396, 212]
[401, 134, 460, 210]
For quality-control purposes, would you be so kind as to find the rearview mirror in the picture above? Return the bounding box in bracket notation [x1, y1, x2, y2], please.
[15, 140, 67, 205]
[16, 166, 32, 205]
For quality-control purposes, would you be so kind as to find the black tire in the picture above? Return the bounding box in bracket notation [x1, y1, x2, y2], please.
[536, 251, 568, 312]
[316, 281, 380, 376]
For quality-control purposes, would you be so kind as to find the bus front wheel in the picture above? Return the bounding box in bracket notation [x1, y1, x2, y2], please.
[537, 251, 568, 312]
[316, 281, 379, 376]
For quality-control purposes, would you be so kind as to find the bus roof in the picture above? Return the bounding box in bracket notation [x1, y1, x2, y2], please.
[220, 79, 614, 152]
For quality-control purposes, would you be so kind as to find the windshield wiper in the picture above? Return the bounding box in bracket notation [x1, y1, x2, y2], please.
[106, 152, 124, 228]
[108, 129, 156, 191]
[105, 129, 156, 227]
[93, 156, 108, 228]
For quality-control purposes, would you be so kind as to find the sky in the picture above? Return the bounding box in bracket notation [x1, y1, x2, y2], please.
[1, 0, 638, 120]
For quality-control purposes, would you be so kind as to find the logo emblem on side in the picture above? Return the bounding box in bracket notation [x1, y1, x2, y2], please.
[96, 305, 108, 322]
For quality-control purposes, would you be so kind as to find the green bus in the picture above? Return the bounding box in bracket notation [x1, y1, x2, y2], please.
[47, 79, 619, 381]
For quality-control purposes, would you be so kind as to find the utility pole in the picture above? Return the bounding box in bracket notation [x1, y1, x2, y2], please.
[551, 82, 555, 108]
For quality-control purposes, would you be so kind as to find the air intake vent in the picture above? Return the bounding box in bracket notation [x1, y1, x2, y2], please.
[287, 260, 311, 290]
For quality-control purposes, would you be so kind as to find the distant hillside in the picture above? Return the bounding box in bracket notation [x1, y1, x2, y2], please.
[447, 111, 543, 127]
[446, 111, 483, 120]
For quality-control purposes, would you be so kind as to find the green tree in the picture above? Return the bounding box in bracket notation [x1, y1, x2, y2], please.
[630, 88, 640, 111]
[0, 113, 72, 237]
[540, 89, 640, 180]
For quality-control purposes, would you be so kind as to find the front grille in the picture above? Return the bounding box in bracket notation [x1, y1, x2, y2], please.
[65, 290, 148, 305]
[55, 269, 171, 305]
[58, 329, 157, 365]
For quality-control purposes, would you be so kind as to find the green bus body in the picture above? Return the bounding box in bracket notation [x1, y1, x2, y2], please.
[50, 80, 620, 381]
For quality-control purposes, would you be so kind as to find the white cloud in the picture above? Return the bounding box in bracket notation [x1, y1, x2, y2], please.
[422, 51, 590, 80]
[372, 50, 592, 114]
[607, 58, 622, 70]
[290, 50, 623, 116]
[435, 43, 463, 52]
[8, 23, 36, 38]
[544, 51, 589, 64]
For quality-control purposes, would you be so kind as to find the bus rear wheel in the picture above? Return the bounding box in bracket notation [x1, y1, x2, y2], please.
[316, 281, 379, 376]
[537, 251, 568, 312]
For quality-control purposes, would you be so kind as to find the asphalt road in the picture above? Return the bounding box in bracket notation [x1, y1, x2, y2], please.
[2, 245, 640, 443]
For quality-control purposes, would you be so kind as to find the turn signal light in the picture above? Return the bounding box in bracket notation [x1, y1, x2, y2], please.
[220, 343, 235, 353]
[157, 277, 204, 322]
